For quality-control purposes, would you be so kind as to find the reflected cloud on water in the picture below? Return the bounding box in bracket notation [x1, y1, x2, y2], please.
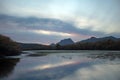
[61, 64, 120, 80]
[12, 60, 91, 80]
[33, 61, 80, 70]
[0, 51, 120, 80]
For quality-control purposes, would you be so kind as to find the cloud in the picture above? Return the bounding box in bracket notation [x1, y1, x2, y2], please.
[32, 30, 73, 37]
[72, 16, 120, 34]
[0, 0, 78, 19]
[1, 14, 120, 44]
[0, 0, 120, 36]
[0, 15, 90, 44]
[0, 14, 93, 36]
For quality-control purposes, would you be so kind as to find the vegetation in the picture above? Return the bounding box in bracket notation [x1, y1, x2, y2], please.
[59, 39, 120, 50]
[19, 39, 120, 50]
[0, 35, 21, 57]
[1, 34, 120, 52]
[18, 43, 51, 50]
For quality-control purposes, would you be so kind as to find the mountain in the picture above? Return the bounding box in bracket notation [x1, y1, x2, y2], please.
[57, 38, 74, 46]
[18, 43, 50, 50]
[60, 36, 120, 50]
[80, 36, 120, 43]
[50, 43, 56, 47]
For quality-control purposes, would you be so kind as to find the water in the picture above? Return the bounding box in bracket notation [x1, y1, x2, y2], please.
[0, 50, 120, 80]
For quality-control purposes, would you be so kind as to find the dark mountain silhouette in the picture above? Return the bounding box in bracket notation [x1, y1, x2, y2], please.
[16, 36, 120, 50]
[1, 34, 120, 51]
[59, 36, 120, 50]
[57, 38, 74, 46]
[80, 36, 119, 43]
[50, 43, 56, 47]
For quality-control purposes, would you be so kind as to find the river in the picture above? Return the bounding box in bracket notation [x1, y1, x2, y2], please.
[0, 50, 120, 80]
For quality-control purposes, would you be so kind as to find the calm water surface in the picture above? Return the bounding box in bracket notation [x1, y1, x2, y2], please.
[0, 50, 120, 80]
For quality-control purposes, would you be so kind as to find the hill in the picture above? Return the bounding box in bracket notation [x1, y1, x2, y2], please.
[0, 35, 21, 57]
[60, 36, 120, 50]
[18, 43, 50, 50]
[80, 36, 120, 43]
[57, 38, 74, 46]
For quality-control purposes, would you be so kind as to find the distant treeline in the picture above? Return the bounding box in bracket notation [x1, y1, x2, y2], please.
[18, 43, 50, 50]
[0, 35, 21, 57]
[19, 39, 120, 50]
[55, 39, 120, 50]
[0, 34, 120, 55]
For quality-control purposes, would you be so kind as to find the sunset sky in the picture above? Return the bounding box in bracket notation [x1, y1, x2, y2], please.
[0, 0, 120, 44]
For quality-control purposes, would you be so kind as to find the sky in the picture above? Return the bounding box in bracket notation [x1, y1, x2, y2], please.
[0, 0, 120, 44]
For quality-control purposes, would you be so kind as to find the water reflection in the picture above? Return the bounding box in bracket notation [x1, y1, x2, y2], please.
[0, 58, 20, 79]
[10, 60, 92, 80]
[0, 51, 120, 80]
[33, 61, 79, 70]
[88, 52, 120, 60]
[61, 64, 120, 80]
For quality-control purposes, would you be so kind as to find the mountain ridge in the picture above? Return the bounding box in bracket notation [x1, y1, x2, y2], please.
[19, 36, 120, 49]
[57, 38, 74, 46]
[80, 36, 120, 43]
